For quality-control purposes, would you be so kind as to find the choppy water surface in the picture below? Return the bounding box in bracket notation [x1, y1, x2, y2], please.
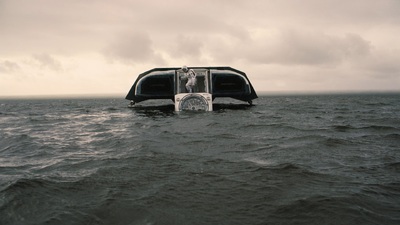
[1, 94, 400, 224]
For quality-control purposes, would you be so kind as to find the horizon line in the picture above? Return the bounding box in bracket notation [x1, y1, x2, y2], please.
[1, 90, 400, 100]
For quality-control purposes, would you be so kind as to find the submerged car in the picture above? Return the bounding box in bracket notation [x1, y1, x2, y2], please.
[125, 66, 258, 111]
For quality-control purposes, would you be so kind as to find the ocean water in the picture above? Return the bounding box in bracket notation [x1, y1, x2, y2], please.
[1, 94, 399, 225]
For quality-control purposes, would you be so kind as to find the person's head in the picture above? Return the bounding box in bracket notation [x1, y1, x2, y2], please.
[182, 65, 188, 72]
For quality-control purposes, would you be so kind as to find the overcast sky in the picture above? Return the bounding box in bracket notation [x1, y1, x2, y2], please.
[1, 0, 399, 97]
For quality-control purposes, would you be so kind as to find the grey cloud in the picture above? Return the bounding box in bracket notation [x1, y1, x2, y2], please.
[340, 34, 371, 57]
[204, 30, 372, 66]
[0, 60, 21, 74]
[1, 0, 399, 95]
[0, 0, 130, 55]
[32, 53, 62, 71]
[360, 49, 400, 77]
[104, 32, 165, 65]
[169, 35, 203, 58]
[236, 0, 400, 28]
[242, 31, 372, 66]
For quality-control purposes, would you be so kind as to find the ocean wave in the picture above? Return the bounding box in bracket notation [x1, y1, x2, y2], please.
[362, 125, 399, 131]
[1, 178, 51, 193]
[333, 124, 399, 133]
[0, 177, 106, 225]
[250, 162, 313, 174]
[1, 95, 400, 224]
[360, 182, 400, 197]
[383, 133, 400, 138]
[244, 157, 276, 166]
[270, 194, 400, 224]
[333, 125, 354, 132]
[322, 137, 355, 147]
[384, 162, 400, 172]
